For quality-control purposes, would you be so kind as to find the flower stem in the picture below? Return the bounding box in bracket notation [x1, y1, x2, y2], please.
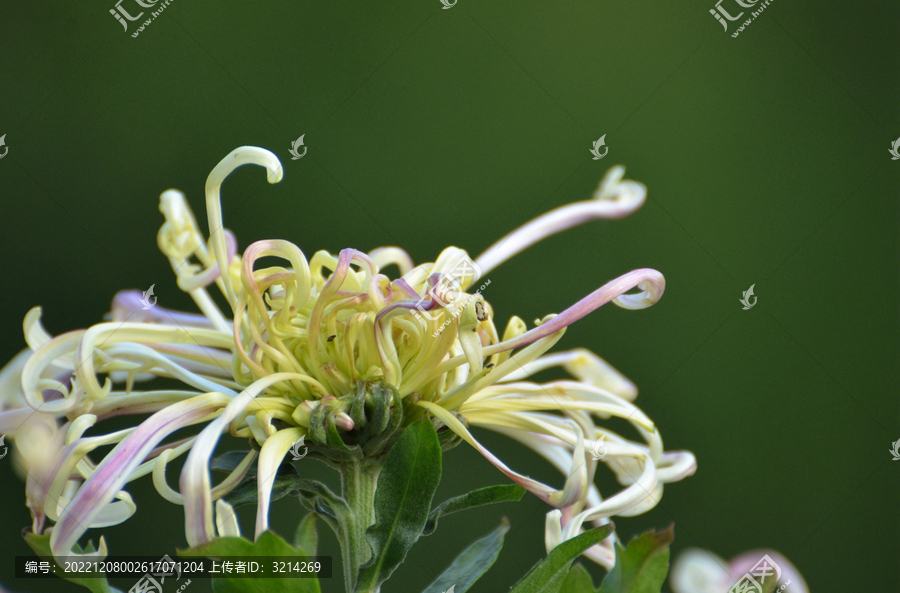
[339, 458, 381, 593]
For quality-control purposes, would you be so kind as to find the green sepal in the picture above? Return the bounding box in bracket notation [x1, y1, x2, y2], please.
[309, 396, 358, 454]
[360, 383, 404, 457]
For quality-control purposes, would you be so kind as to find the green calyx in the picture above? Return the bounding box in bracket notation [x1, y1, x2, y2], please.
[305, 380, 461, 462]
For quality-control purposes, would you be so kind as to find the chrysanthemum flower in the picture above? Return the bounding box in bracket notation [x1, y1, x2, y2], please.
[0, 146, 694, 571]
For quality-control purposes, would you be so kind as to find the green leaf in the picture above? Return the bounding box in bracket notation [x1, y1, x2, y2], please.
[509, 524, 615, 593]
[22, 532, 118, 593]
[356, 419, 443, 590]
[294, 514, 318, 555]
[597, 526, 674, 593]
[421, 519, 509, 593]
[180, 530, 320, 593]
[423, 484, 526, 536]
[561, 563, 600, 593]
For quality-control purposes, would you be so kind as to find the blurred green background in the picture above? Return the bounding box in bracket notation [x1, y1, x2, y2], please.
[0, 0, 897, 591]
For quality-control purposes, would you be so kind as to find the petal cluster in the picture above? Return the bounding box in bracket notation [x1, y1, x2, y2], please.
[0, 147, 694, 566]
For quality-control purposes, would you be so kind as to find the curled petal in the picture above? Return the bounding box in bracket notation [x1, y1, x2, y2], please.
[547, 421, 588, 508]
[157, 189, 232, 331]
[241, 240, 312, 317]
[205, 146, 284, 306]
[71, 323, 237, 402]
[22, 333, 85, 413]
[569, 451, 658, 531]
[152, 442, 258, 507]
[656, 451, 697, 483]
[475, 166, 646, 275]
[368, 247, 414, 276]
[176, 230, 238, 292]
[494, 269, 664, 352]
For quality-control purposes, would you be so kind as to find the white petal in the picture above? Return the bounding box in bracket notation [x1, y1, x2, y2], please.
[216, 499, 241, 538]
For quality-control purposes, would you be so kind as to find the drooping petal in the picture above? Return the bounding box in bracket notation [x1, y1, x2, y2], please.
[180, 373, 307, 548]
[499, 348, 638, 401]
[255, 427, 303, 538]
[50, 392, 228, 557]
[418, 400, 557, 502]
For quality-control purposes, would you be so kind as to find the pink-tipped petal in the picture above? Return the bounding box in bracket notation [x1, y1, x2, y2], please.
[498, 269, 664, 352]
[50, 393, 227, 557]
[475, 166, 646, 274]
[418, 401, 557, 502]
